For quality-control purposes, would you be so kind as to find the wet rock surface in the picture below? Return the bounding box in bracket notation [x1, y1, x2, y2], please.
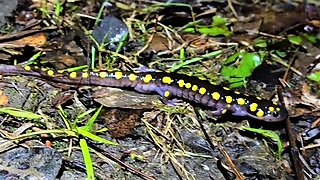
[0, 147, 62, 179]
[0, 0, 18, 27]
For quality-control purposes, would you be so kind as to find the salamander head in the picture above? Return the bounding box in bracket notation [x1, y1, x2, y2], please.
[246, 102, 288, 122]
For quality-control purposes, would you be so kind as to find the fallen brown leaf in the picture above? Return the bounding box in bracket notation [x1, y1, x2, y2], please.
[13, 33, 47, 47]
[0, 90, 9, 106]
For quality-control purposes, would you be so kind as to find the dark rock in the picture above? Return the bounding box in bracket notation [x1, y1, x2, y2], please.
[0, 0, 18, 27]
[0, 147, 62, 180]
[92, 15, 128, 50]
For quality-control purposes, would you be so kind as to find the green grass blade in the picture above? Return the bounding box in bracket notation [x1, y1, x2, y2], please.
[75, 108, 97, 124]
[0, 107, 42, 119]
[77, 127, 118, 146]
[169, 50, 222, 72]
[54, 0, 62, 17]
[83, 105, 103, 131]
[79, 138, 95, 180]
[241, 126, 284, 158]
[10, 129, 77, 140]
[57, 105, 71, 130]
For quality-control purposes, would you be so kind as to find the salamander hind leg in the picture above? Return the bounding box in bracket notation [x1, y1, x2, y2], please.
[154, 87, 183, 106]
[206, 108, 228, 116]
[134, 83, 154, 93]
[230, 104, 248, 116]
[206, 101, 229, 117]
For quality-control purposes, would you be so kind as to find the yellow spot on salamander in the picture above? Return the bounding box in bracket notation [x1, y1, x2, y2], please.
[70, 72, 77, 79]
[237, 98, 245, 105]
[223, 87, 230, 91]
[256, 96, 262, 100]
[99, 72, 107, 78]
[93, 69, 100, 72]
[199, 87, 206, 95]
[41, 67, 48, 71]
[234, 91, 241, 94]
[273, 101, 278, 105]
[47, 70, 54, 76]
[212, 92, 220, 101]
[222, 109, 227, 114]
[198, 77, 206, 80]
[143, 74, 153, 83]
[210, 82, 217, 85]
[57, 70, 64, 73]
[24, 66, 31, 71]
[115, 72, 123, 80]
[227, 104, 231, 109]
[34, 66, 39, 69]
[162, 76, 172, 84]
[192, 85, 198, 91]
[129, 73, 137, 81]
[269, 107, 275, 112]
[82, 72, 89, 78]
[178, 80, 184, 88]
[225, 96, 233, 103]
[185, 83, 191, 89]
[250, 103, 258, 112]
[256, 110, 264, 117]
[164, 91, 170, 97]
[276, 107, 280, 112]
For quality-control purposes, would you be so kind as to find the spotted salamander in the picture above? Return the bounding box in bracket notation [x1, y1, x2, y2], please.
[0, 65, 288, 122]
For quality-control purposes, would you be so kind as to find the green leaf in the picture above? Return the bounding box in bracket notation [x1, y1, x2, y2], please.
[182, 27, 196, 33]
[0, 107, 42, 119]
[253, 38, 267, 48]
[221, 52, 263, 87]
[212, 16, 226, 26]
[275, 50, 287, 58]
[182, 16, 232, 37]
[79, 138, 95, 180]
[241, 126, 284, 158]
[302, 33, 318, 43]
[288, 35, 303, 45]
[307, 71, 320, 82]
[198, 27, 231, 37]
[224, 51, 241, 64]
[227, 77, 246, 88]
[237, 53, 262, 76]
